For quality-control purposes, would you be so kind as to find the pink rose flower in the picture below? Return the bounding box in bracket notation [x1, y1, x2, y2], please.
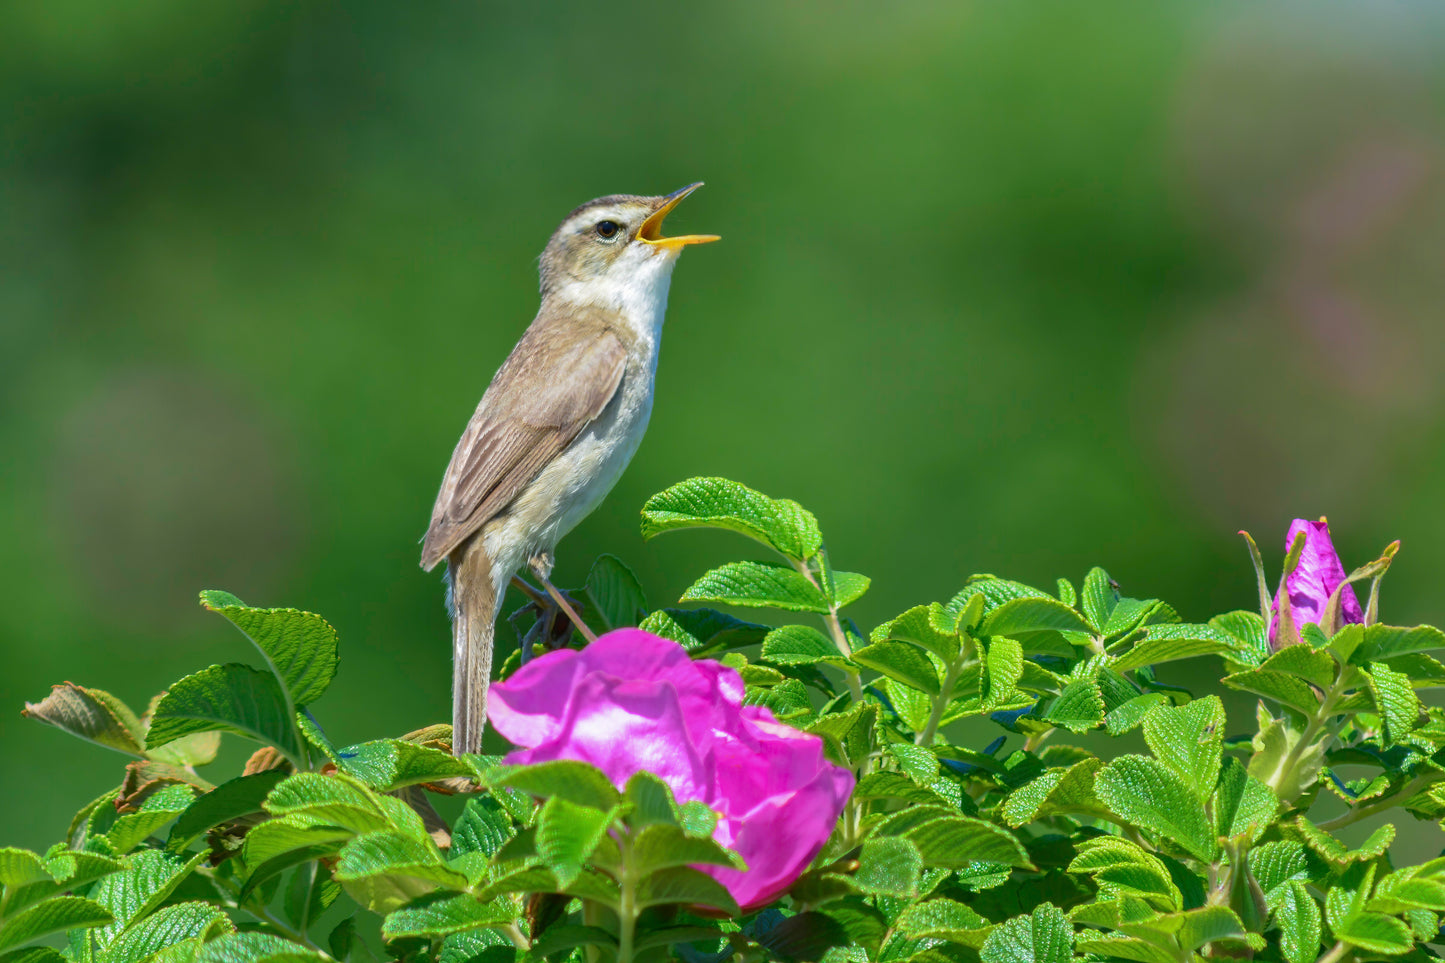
[1268, 517, 1363, 646]
[488, 629, 854, 911]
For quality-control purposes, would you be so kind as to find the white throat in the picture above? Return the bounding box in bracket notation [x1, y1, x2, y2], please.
[553, 245, 679, 355]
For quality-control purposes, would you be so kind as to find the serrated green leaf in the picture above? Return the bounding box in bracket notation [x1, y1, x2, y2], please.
[681, 561, 833, 613]
[895, 897, 990, 943]
[1275, 880, 1322, 963]
[0, 948, 69, 963]
[873, 604, 962, 662]
[854, 836, 922, 898]
[1142, 696, 1224, 797]
[20, 683, 145, 757]
[1112, 626, 1239, 672]
[806, 703, 877, 770]
[638, 607, 769, 655]
[1095, 756, 1218, 861]
[631, 823, 742, 877]
[535, 797, 613, 887]
[851, 641, 940, 695]
[1104, 694, 1170, 735]
[641, 477, 823, 560]
[0, 849, 54, 893]
[1352, 624, 1445, 664]
[262, 773, 389, 833]
[762, 625, 849, 667]
[980, 902, 1075, 963]
[984, 637, 1024, 710]
[145, 664, 303, 766]
[189, 932, 327, 963]
[380, 893, 513, 939]
[1365, 661, 1422, 748]
[0, 898, 112, 953]
[335, 831, 467, 896]
[980, 597, 1091, 641]
[198, 591, 338, 707]
[1212, 758, 1276, 843]
[1081, 568, 1117, 633]
[492, 760, 620, 812]
[96, 901, 231, 963]
[584, 554, 647, 631]
[744, 677, 814, 721]
[527, 923, 619, 959]
[107, 784, 196, 853]
[1041, 677, 1104, 733]
[167, 771, 288, 852]
[449, 797, 514, 860]
[1331, 911, 1413, 954]
[895, 814, 1031, 869]
[1223, 668, 1320, 715]
[336, 738, 473, 791]
[634, 866, 739, 915]
[84, 851, 204, 951]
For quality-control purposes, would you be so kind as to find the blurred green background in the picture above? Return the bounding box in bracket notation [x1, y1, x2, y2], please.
[3, 1, 1444, 851]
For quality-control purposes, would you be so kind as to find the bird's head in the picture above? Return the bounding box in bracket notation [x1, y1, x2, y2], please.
[539, 183, 719, 308]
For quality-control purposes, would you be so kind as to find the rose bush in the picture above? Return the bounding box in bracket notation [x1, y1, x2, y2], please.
[488, 628, 854, 910]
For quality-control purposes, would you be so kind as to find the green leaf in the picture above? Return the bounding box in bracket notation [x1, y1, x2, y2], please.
[896, 898, 991, 943]
[984, 637, 1025, 710]
[262, 772, 390, 833]
[0, 898, 112, 953]
[681, 561, 867, 613]
[199, 591, 338, 707]
[806, 703, 878, 770]
[107, 784, 196, 853]
[491, 760, 620, 812]
[0, 949, 68, 963]
[335, 831, 467, 891]
[1112, 626, 1240, 672]
[631, 823, 742, 877]
[872, 604, 962, 662]
[761, 625, 850, 667]
[167, 771, 287, 852]
[535, 797, 613, 887]
[638, 608, 769, 655]
[327, 918, 356, 961]
[1351, 624, 1445, 664]
[20, 683, 145, 756]
[1212, 758, 1277, 843]
[1095, 756, 1219, 861]
[1223, 668, 1320, 715]
[0, 849, 54, 893]
[189, 932, 327, 963]
[1248, 707, 1326, 803]
[84, 851, 204, 951]
[854, 836, 922, 898]
[1002, 759, 1107, 826]
[1040, 677, 1105, 733]
[1275, 881, 1322, 963]
[1364, 661, 1422, 748]
[641, 476, 823, 560]
[146, 664, 303, 765]
[756, 912, 851, 962]
[1330, 911, 1413, 955]
[1104, 694, 1170, 736]
[527, 924, 619, 959]
[980, 902, 1075, 963]
[1081, 568, 1118, 633]
[1141, 697, 1224, 797]
[980, 598, 1092, 641]
[336, 738, 473, 791]
[890, 813, 1031, 869]
[584, 554, 647, 631]
[96, 902, 231, 963]
[851, 641, 940, 694]
[634, 866, 739, 915]
[380, 893, 514, 939]
[449, 797, 515, 860]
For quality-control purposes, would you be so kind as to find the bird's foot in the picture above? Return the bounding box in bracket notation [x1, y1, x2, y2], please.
[528, 557, 598, 644]
[508, 574, 594, 661]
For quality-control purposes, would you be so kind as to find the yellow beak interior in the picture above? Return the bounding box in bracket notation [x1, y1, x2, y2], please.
[638, 182, 721, 249]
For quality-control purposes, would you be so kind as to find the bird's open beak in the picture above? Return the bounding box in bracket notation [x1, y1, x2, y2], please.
[638, 182, 721, 249]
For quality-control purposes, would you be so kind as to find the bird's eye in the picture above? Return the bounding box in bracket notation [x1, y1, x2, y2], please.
[595, 220, 621, 240]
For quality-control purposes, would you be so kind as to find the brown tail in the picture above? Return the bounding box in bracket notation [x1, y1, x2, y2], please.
[447, 537, 496, 755]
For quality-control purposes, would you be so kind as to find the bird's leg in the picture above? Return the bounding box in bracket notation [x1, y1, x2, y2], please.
[530, 553, 597, 643]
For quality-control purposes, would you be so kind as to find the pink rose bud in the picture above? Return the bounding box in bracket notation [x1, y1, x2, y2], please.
[1268, 518, 1363, 646]
[489, 629, 854, 911]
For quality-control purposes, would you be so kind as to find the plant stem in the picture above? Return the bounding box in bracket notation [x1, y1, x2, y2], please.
[1266, 677, 1343, 801]
[916, 645, 969, 747]
[793, 557, 865, 703]
[1318, 770, 1445, 832]
[616, 835, 637, 963]
[1317, 940, 1351, 963]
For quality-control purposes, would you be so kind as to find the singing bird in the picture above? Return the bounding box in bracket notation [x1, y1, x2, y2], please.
[421, 184, 719, 754]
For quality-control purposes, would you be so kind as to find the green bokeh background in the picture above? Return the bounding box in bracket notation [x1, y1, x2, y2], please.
[3, 2, 1444, 851]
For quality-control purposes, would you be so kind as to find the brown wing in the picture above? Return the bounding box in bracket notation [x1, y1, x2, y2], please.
[420, 316, 628, 570]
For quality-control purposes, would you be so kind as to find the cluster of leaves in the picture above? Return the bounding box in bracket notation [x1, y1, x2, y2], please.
[10, 476, 1445, 963]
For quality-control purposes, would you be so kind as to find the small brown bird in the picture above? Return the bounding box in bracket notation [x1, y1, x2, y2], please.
[421, 184, 718, 754]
